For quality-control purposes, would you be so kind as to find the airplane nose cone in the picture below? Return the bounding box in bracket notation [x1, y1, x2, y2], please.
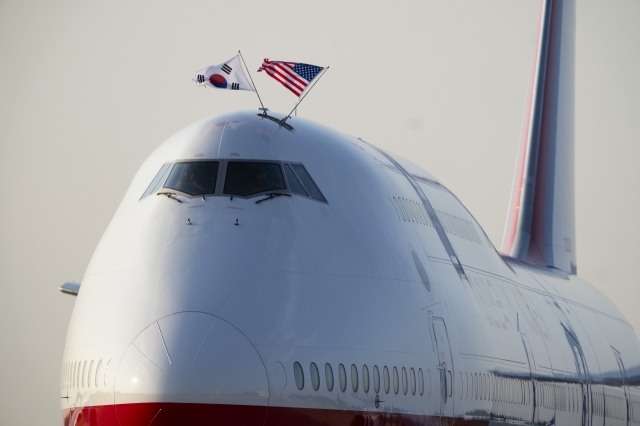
[115, 312, 268, 426]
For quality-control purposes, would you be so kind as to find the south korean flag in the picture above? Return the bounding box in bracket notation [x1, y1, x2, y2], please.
[192, 55, 254, 91]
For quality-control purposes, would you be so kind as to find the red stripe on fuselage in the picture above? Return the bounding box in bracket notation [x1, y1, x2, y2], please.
[61, 403, 491, 426]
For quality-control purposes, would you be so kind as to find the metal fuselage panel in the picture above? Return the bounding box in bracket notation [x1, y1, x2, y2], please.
[60, 111, 640, 425]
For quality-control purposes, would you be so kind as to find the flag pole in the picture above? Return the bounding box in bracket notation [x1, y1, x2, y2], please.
[238, 50, 266, 115]
[280, 66, 329, 127]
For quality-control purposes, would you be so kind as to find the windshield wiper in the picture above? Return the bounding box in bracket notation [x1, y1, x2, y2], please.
[157, 192, 182, 203]
[255, 193, 292, 204]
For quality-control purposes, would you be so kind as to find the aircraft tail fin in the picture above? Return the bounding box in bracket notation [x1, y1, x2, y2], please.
[501, 0, 577, 274]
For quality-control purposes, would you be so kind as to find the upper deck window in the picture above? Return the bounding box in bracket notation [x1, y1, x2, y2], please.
[163, 161, 219, 196]
[224, 161, 286, 197]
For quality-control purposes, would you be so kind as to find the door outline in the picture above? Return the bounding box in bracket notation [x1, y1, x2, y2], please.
[612, 347, 629, 426]
[432, 317, 454, 417]
[563, 325, 591, 426]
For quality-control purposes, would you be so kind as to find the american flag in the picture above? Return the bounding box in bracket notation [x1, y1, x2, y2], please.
[257, 59, 324, 97]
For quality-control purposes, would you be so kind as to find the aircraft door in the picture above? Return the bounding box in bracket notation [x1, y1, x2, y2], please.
[571, 345, 590, 426]
[432, 318, 454, 417]
[613, 348, 630, 426]
[564, 326, 591, 426]
[520, 333, 536, 424]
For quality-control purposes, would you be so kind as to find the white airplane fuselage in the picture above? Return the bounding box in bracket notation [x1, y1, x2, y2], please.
[59, 0, 640, 424]
[59, 109, 640, 426]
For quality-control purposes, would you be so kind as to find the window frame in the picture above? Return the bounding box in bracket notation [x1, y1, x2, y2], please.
[163, 160, 222, 197]
[140, 163, 173, 200]
[222, 160, 288, 199]
[139, 159, 328, 203]
[283, 162, 328, 204]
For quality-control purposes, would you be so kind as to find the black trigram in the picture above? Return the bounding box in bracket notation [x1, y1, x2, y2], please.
[196, 74, 205, 84]
[231, 82, 239, 90]
[221, 64, 232, 74]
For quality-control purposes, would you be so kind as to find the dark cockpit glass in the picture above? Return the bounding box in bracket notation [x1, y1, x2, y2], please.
[224, 161, 286, 197]
[284, 164, 308, 196]
[163, 161, 219, 195]
[290, 164, 326, 202]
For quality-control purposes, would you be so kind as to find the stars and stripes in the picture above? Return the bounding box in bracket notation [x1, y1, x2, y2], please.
[257, 59, 324, 97]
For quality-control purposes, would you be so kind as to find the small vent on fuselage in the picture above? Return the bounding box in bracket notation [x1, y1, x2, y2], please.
[434, 209, 482, 244]
[390, 197, 482, 244]
[390, 197, 433, 227]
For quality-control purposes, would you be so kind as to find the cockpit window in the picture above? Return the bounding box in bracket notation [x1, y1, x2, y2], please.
[224, 161, 286, 197]
[163, 161, 219, 195]
[289, 164, 326, 202]
[284, 164, 308, 196]
[140, 163, 171, 200]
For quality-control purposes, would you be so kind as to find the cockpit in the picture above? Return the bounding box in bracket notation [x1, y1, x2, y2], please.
[140, 160, 327, 203]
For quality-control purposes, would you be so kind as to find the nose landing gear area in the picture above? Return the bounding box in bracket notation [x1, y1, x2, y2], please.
[114, 312, 269, 426]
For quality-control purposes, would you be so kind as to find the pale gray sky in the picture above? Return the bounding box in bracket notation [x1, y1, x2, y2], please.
[1, 0, 638, 424]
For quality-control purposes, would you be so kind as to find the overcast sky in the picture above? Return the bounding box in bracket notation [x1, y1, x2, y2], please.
[1, 0, 638, 424]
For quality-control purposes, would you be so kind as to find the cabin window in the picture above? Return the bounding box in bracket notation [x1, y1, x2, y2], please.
[88, 360, 95, 388]
[310, 362, 320, 391]
[95, 360, 103, 388]
[402, 368, 408, 395]
[474, 373, 478, 399]
[339, 364, 347, 392]
[224, 161, 285, 197]
[81, 361, 87, 388]
[104, 360, 112, 387]
[423, 369, 428, 396]
[482, 374, 486, 400]
[383, 366, 390, 394]
[373, 366, 380, 393]
[325, 363, 334, 391]
[411, 368, 417, 395]
[351, 364, 359, 392]
[393, 367, 399, 394]
[164, 161, 219, 196]
[362, 365, 370, 393]
[293, 362, 304, 390]
[74, 362, 79, 388]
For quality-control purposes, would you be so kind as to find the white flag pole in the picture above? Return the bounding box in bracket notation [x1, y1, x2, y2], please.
[238, 50, 266, 114]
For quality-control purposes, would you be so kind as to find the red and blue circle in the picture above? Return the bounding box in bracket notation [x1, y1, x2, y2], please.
[209, 74, 227, 88]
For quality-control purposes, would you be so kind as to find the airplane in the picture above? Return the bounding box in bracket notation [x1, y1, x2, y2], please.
[58, 0, 640, 425]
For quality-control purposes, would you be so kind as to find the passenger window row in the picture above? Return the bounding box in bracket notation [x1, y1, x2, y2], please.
[61, 359, 111, 390]
[631, 400, 640, 423]
[603, 394, 626, 421]
[460, 373, 632, 421]
[293, 362, 424, 397]
[140, 160, 326, 203]
[462, 372, 530, 405]
[593, 392, 604, 417]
